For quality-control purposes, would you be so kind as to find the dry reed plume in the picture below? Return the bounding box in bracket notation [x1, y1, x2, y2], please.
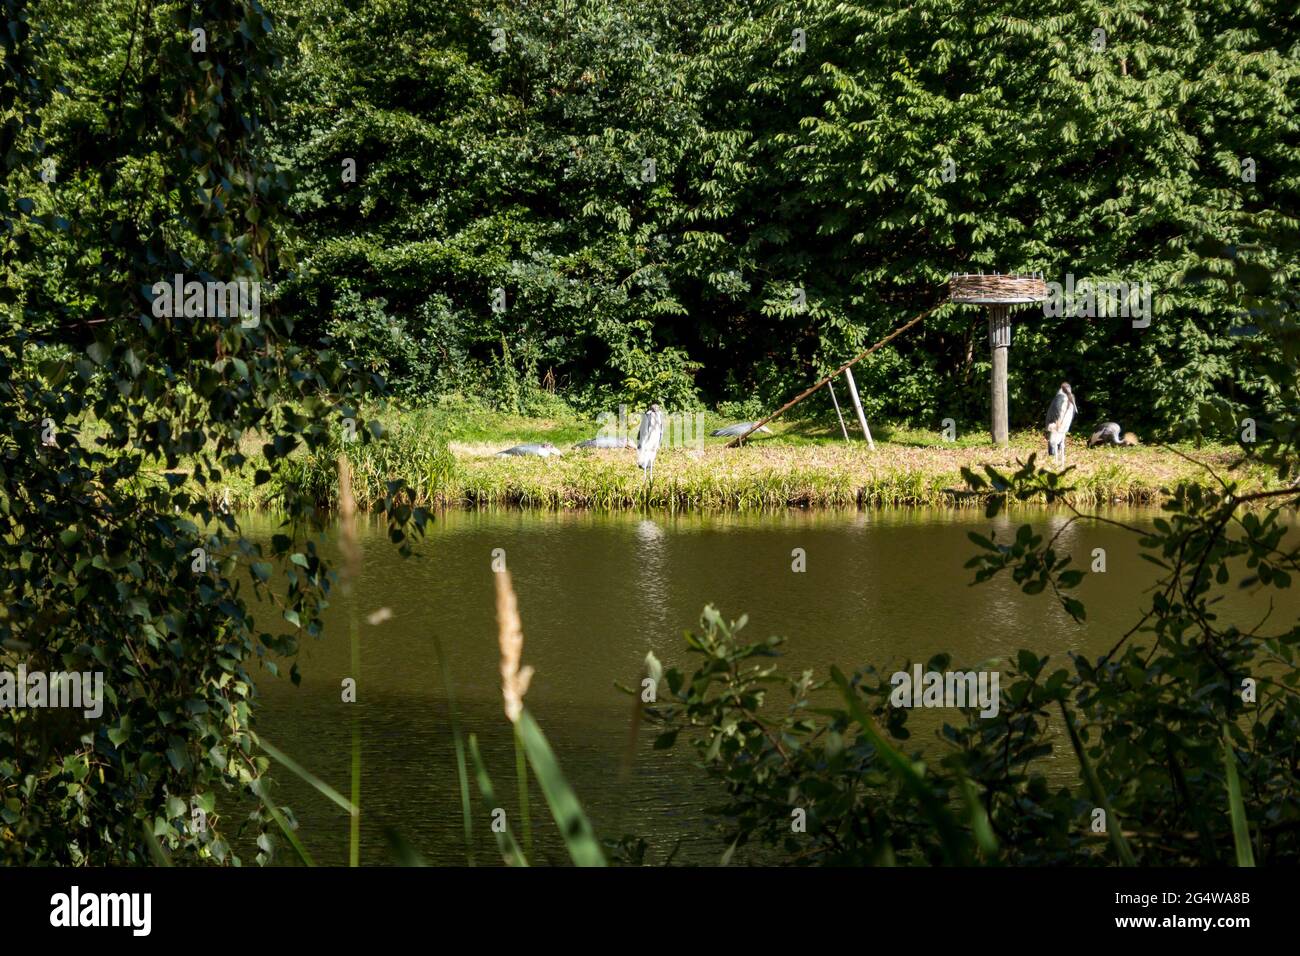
[494, 571, 534, 723]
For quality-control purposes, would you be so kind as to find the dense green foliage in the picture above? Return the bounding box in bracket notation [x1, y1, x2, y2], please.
[3, 0, 1297, 868]
[1, 0, 427, 863]
[646, 242, 1300, 865]
[262, 0, 1298, 436]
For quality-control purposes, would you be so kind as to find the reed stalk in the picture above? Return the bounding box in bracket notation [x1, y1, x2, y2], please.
[338, 454, 363, 867]
[431, 631, 476, 865]
[495, 570, 535, 855]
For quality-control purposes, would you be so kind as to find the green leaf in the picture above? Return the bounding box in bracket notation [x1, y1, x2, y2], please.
[1059, 702, 1136, 866]
[830, 666, 971, 865]
[467, 734, 528, 867]
[516, 709, 606, 867]
[1222, 729, 1256, 867]
[258, 737, 357, 817]
[252, 778, 315, 866]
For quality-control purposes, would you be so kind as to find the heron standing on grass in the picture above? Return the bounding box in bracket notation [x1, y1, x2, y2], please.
[637, 403, 664, 483]
[1045, 382, 1077, 467]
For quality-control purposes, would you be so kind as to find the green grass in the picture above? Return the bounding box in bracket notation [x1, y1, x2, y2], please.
[339, 430, 1269, 512]
[95, 399, 1273, 512]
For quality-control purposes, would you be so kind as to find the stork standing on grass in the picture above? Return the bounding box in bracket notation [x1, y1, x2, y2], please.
[1045, 382, 1077, 467]
[636, 403, 664, 483]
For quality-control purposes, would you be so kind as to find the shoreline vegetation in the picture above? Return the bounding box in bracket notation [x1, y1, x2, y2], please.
[192, 405, 1273, 512]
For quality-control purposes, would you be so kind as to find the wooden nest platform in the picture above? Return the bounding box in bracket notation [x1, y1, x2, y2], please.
[948, 272, 1047, 305]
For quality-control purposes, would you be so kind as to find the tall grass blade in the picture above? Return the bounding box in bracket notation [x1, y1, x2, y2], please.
[515, 725, 533, 856]
[620, 651, 661, 783]
[338, 453, 363, 868]
[1058, 701, 1136, 865]
[516, 708, 606, 866]
[1164, 729, 1217, 859]
[719, 835, 740, 866]
[467, 733, 528, 867]
[959, 775, 999, 859]
[830, 666, 971, 865]
[1222, 728, 1256, 867]
[383, 827, 427, 866]
[252, 778, 316, 866]
[431, 631, 475, 866]
[140, 818, 173, 867]
[258, 736, 358, 816]
[348, 717, 361, 867]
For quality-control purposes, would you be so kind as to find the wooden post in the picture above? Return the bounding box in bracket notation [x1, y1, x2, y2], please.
[826, 377, 850, 441]
[843, 367, 875, 450]
[988, 305, 1011, 445]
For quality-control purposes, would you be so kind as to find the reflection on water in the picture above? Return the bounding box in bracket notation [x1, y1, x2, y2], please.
[240, 506, 1293, 865]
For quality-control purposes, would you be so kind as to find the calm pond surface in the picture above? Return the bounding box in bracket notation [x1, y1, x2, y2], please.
[243, 506, 1291, 865]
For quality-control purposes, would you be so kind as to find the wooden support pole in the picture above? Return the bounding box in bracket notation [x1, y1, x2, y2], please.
[826, 377, 850, 441]
[842, 367, 875, 450]
[726, 303, 940, 447]
[988, 305, 1011, 445]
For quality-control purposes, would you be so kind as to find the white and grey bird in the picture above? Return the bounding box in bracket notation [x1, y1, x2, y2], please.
[1045, 382, 1077, 467]
[710, 422, 773, 438]
[574, 435, 634, 450]
[496, 442, 562, 458]
[1087, 422, 1139, 448]
[636, 403, 665, 483]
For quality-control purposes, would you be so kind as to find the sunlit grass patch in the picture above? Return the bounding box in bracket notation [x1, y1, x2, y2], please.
[133, 403, 1269, 513]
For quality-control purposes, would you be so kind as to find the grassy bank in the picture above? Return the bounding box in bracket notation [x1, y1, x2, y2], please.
[204, 404, 1275, 512]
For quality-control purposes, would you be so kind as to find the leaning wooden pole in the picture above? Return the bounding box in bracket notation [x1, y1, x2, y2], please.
[842, 366, 875, 450]
[726, 303, 940, 447]
[826, 377, 850, 441]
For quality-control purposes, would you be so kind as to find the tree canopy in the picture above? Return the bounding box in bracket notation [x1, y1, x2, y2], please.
[260, 0, 1300, 433]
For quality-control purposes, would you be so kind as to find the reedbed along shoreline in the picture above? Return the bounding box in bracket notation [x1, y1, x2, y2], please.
[210, 441, 1274, 513]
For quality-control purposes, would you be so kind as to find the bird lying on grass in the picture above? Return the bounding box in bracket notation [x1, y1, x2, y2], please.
[1087, 422, 1139, 447]
[574, 436, 634, 449]
[496, 442, 562, 458]
[710, 422, 773, 438]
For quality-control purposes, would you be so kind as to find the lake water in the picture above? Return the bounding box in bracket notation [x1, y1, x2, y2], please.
[243, 506, 1289, 865]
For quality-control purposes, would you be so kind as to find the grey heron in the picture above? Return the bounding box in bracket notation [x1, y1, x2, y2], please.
[710, 422, 774, 438]
[636, 403, 665, 482]
[1087, 422, 1139, 447]
[574, 436, 634, 450]
[1045, 382, 1077, 467]
[496, 442, 562, 458]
